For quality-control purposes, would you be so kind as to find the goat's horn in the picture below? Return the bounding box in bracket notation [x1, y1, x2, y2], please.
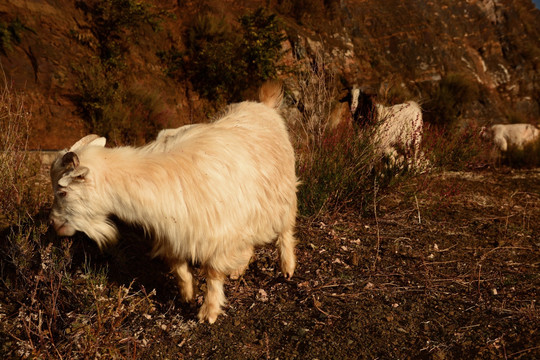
[61, 151, 80, 169]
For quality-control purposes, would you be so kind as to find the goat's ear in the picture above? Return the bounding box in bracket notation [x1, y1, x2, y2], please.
[58, 175, 71, 187]
[57, 166, 89, 187]
[70, 134, 106, 151]
[71, 166, 89, 180]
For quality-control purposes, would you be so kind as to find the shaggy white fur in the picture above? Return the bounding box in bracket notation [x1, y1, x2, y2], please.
[345, 87, 424, 168]
[374, 101, 424, 167]
[49, 82, 298, 323]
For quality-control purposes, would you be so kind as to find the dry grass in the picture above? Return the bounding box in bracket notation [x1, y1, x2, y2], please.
[0, 73, 47, 225]
[287, 51, 382, 216]
[1, 224, 160, 359]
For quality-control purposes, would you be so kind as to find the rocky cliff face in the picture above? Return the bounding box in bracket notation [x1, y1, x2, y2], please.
[1, 0, 539, 148]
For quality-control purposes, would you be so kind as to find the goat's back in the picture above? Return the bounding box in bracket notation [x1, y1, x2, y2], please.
[375, 101, 423, 148]
[147, 101, 297, 259]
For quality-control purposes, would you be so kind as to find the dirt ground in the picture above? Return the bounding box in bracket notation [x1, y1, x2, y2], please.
[51, 168, 537, 359]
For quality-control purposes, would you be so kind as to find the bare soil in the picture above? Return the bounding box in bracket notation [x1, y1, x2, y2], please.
[68, 169, 540, 359]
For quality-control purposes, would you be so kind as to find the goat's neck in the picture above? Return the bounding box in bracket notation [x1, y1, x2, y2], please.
[96, 147, 182, 223]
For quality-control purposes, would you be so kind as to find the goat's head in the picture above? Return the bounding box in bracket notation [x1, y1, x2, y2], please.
[49, 135, 114, 244]
[479, 126, 492, 141]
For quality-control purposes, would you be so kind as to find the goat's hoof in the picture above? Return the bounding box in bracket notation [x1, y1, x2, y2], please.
[281, 263, 296, 280]
[198, 303, 222, 324]
[179, 284, 195, 303]
[230, 266, 248, 280]
[181, 290, 194, 303]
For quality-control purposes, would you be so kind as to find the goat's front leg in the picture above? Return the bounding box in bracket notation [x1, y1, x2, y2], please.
[170, 260, 195, 302]
[198, 266, 226, 324]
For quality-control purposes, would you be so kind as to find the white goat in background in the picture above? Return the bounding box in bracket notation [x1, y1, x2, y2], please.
[49, 82, 298, 324]
[481, 123, 540, 152]
[348, 87, 424, 168]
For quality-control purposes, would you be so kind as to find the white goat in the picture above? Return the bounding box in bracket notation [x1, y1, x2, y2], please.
[50, 82, 298, 324]
[481, 123, 540, 152]
[349, 88, 424, 167]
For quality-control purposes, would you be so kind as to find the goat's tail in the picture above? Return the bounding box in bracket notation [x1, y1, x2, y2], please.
[259, 80, 283, 109]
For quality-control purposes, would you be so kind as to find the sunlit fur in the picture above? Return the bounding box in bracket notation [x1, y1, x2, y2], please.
[49, 82, 298, 323]
[483, 123, 540, 152]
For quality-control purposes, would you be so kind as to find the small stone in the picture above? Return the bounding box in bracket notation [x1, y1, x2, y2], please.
[256, 289, 268, 302]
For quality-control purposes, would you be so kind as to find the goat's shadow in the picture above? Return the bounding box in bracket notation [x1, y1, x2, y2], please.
[2, 211, 293, 322]
[45, 216, 199, 319]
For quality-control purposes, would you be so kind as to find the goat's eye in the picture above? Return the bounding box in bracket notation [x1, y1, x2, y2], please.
[57, 190, 67, 198]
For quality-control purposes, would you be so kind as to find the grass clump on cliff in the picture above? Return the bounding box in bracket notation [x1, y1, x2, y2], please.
[0, 18, 29, 56]
[425, 73, 480, 128]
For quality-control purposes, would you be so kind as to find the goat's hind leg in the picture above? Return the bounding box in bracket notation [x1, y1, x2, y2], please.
[277, 228, 297, 279]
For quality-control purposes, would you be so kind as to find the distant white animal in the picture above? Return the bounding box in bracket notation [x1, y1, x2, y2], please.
[49, 82, 298, 324]
[481, 123, 540, 152]
[348, 88, 424, 167]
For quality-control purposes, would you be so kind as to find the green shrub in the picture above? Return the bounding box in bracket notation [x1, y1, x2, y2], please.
[75, 0, 161, 67]
[0, 18, 28, 55]
[422, 121, 490, 170]
[505, 110, 526, 124]
[73, 62, 171, 146]
[160, 8, 285, 104]
[276, 0, 340, 24]
[298, 124, 377, 216]
[500, 137, 540, 168]
[379, 83, 414, 106]
[425, 73, 479, 127]
[290, 52, 384, 216]
[240, 8, 287, 83]
[183, 13, 243, 103]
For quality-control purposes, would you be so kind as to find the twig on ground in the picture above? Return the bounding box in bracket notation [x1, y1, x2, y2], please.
[414, 194, 421, 224]
[372, 177, 381, 272]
